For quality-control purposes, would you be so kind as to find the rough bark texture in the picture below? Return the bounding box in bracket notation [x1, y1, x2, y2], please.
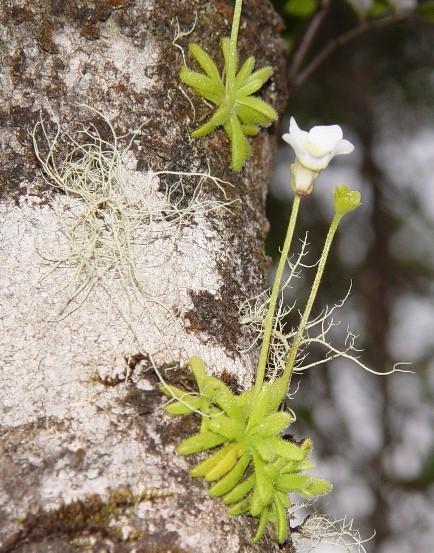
[0, 1, 288, 551]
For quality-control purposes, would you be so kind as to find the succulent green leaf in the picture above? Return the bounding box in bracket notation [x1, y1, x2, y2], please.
[277, 473, 310, 493]
[237, 96, 278, 125]
[241, 124, 260, 136]
[236, 67, 273, 97]
[188, 43, 222, 83]
[224, 115, 251, 172]
[205, 446, 239, 481]
[301, 438, 313, 453]
[300, 477, 333, 498]
[189, 356, 207, 390]
[252, 506, 270, 544]
[263, 460, 281, 481]
[249, 484, 265, 517]
[266, 376, 288, 414]
[176, 431, 226, 455]
[227, 498, 250, 516]
[236, 103, 268, 126]
[220, 117, 243, 171]
[282, 458, 314, 474]
[273, 494, 289, 544]
[209, 103, 232, 127]
[199, 404, 222, 433]
[249, 412, 292, 438]
[161, 356, 333, 544]
[159, 382, 190, 400]
[209, 454, 250, 496]
[208, 414, 245, 441]
[247, 382, 271, 429]
[277, 490, 291, 508]
[165, 397, 202, 415]
[253, 454, 273, 506]
[223, 473, 255, 505]
[235, 56, 256, 87]
[190, 444, 233, 477]
[191, 120, 218, 138]
[203, 376, 242, 419]
[245, 66, 273, 87]
[179, 66, 223, 104]
[269, 438, 306, 461]
[255, 438, 276, 463]
[237, 389, 253, 416]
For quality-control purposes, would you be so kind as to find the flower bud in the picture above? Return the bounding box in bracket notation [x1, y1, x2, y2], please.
[290, 160, 319, 197]
[333, 185, 361, 216]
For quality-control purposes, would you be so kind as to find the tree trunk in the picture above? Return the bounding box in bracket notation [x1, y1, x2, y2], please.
[0, 1, 288, 551]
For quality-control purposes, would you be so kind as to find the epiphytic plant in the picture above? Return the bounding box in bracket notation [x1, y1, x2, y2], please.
[179, 0, 277, 171]
[160, 119, 377, 544]
[160, 356, 331, 543]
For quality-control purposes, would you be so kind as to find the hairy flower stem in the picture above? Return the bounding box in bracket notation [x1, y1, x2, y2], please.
[253, 194, 301, 398]
[283, 212, 343, 391]
[227, 0, 243, 88]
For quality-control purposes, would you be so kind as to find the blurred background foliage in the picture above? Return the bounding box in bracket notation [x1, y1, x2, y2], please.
[268, 0, 434, 551]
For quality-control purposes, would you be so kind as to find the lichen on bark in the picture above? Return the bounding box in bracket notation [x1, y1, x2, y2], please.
[0, 1, 288, 551]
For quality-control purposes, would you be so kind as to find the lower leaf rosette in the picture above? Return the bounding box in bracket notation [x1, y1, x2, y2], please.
[160, 356, 332, 544]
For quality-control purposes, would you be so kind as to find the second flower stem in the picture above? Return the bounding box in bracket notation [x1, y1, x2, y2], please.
[253, 194, 301, 397]
[282, 212, 343, 391]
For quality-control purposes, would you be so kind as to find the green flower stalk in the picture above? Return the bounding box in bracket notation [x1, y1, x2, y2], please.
[179, 0, 278, 171]
[253, 194, 300, 400]
[282, 185, 361, 391]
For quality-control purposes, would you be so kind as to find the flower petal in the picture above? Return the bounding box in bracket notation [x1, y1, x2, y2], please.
[308, 124, 343, 153]
[289, 116, 309, 145]
[284, 118, 355, 176]
[335, 138, 355, 155]
[282, 132, 307, 162]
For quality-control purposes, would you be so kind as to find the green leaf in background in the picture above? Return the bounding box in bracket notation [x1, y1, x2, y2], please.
[368, 0, 391, 16]
[284, 0, 318, 18]
[416, 0, 434, 22]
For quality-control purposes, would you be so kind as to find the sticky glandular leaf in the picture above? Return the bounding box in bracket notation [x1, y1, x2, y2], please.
[165, 397, 202, 415]
[223, 473, 255, 505]
[188, 43, 222, 83]
[247, 383, 271, 429]
[190, 444, 233, 477]
[249, 412, 292, 438]
[176, 431, 226, 455]
[209, 454, 250, 497]
[252, 506, 270, 544]
[205, 446, 239, 481]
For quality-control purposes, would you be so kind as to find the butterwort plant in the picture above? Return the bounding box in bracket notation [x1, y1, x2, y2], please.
[179, 0, 277, 171]
[161, 118, 361, 543]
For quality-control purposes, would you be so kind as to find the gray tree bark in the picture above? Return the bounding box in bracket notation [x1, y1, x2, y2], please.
[0, 1, 288, 551]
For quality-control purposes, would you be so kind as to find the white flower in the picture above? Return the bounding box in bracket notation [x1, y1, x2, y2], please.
[283, 117, 354, 172]
[283, 117, 355, 196]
